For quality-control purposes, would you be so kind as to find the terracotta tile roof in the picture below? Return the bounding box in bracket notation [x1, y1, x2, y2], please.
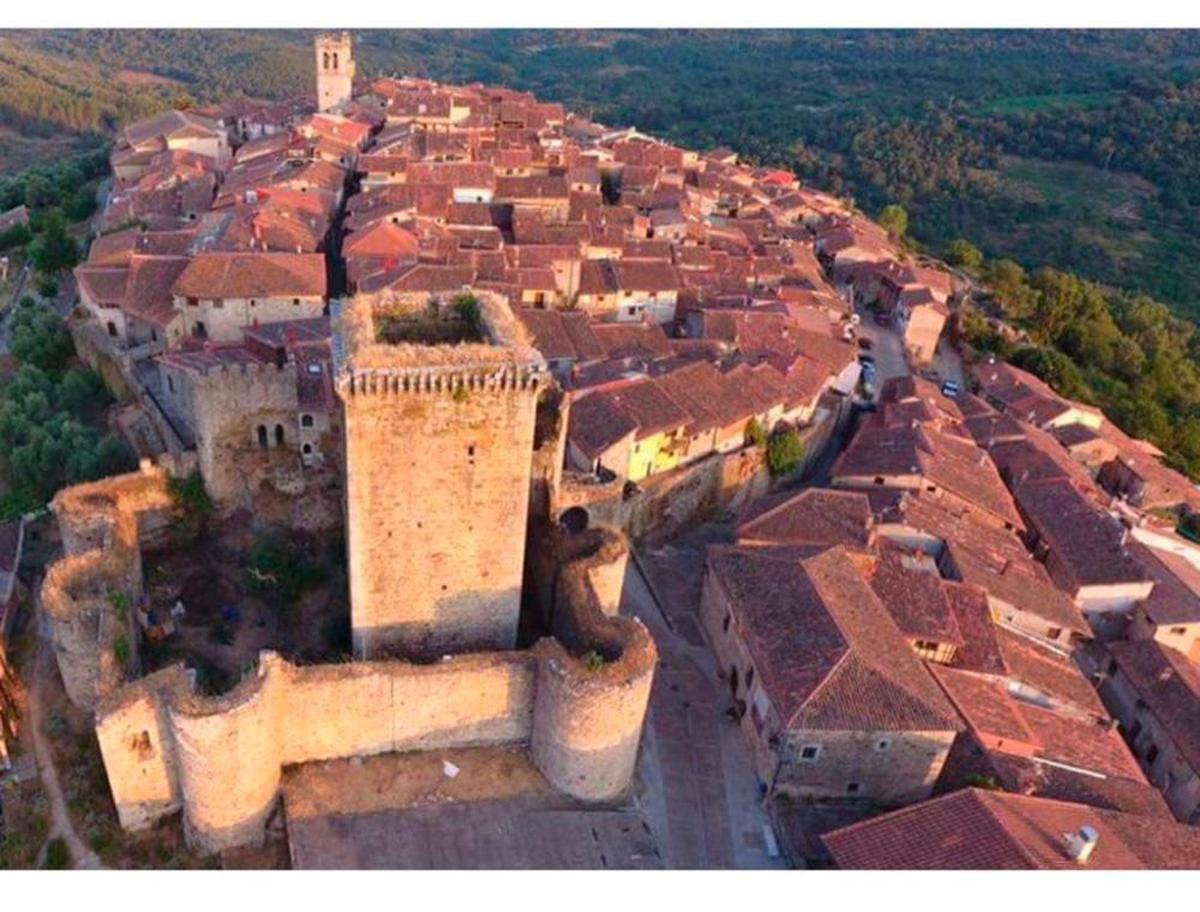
[653, 360, 759, 435]
[932, 665, 1038, 747]
[834, 420, 1024, 531]
[995, 629, 1106, 716]
[944, 539, 1089, 635]
[706, 545, 960, 733]
[122, 255, 191, 327]
[738, 489, 875, 551]
[945, 581, 1008, 676]
[589, 322, 674, 360]
[565, 389, 638, 458]
[173, 252, 326, 299]
[1126, 541, 1200, 626]
[1013, 477, 1147, 591]
[868, 546, 965, 648]
[824, 788, 1200, 869]
[513, 309, 603, 363]
[1106, 639, 1200, 771]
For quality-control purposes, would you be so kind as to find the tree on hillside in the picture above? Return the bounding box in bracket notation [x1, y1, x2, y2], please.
[9, 299, 73, 370]
[945, 238, 983, 270]
[877, 204, 908, 239]
[1011, 346, 1089, 402]
[27, 212, 79, 275]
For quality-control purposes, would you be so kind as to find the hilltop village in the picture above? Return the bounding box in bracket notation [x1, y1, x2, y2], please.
[3, 32, 1200, 870]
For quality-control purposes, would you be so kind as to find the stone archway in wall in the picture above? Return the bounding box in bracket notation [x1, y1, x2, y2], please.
[558, 506, 589, 535]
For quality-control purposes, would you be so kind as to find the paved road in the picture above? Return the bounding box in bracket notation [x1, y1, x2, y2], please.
[626, 541, 787, 869]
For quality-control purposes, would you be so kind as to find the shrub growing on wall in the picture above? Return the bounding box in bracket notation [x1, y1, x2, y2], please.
[766, 427, 805, 478]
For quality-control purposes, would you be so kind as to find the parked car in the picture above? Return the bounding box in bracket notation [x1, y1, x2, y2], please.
[941, 379, 960, 398]
[858, 352, 876, 366]
[857, 337, 873, 351]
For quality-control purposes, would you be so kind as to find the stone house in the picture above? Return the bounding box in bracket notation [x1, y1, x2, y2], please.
[1011, 477, 1154, 635]
[566, 378, 690, 482]
[699, 545, 961, 803]
[576, 259, 681, 324]
[171, 252, 327, 343]
[1101, 639, 1200, 824]
[897, 298, 949, 367]
[1124, 542, 1200, 661]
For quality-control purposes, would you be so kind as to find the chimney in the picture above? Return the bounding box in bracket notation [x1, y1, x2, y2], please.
[1063, 826, 1099, 865]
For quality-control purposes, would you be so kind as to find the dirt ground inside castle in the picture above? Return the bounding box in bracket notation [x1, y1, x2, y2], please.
[139, 513, 350, 695]
[282, 746, 663, 869]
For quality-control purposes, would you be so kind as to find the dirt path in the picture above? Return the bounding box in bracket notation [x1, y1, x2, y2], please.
[26, 627, 104, 870]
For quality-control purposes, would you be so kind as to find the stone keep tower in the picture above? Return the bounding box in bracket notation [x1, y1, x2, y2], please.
[333, 290, 546, 660]
[315, 31, 355, 114]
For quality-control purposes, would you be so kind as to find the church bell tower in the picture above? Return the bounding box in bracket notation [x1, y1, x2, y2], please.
[315, 31, 355, 114]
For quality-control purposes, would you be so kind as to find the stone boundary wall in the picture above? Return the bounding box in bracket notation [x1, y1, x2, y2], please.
[87, 520, 653, 854]
[41, 462, 176, 710]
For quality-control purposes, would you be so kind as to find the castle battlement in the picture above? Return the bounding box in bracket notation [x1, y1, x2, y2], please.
[331, 288, 546, 380]
[337, 365, 541, 397]
[90, 525, 654, 853]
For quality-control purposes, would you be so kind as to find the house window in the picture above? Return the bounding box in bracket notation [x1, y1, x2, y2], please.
[1046, 627, 1063, 640]
[274, 424, 285, 446]
[167, 375, 175, 394]
[106, 321, 118, 337]
[1171, 626, 1188, 635]
[257, 425, 268, 449]
[214, 298, 224, 308]
[722, 613, 731, 633]
[194, 321, 207, 338]
[873, 476, 885, 485]
[302, 443, 312, 455]
[799, 745, 821, 761]
[914, 639, 939, 653]
[293, 298, 301, 306]
[846, 782, 861, 795]
[301, 414, 314, 428]
[745, 667, 755, 689]
[875, 739, 890, 752]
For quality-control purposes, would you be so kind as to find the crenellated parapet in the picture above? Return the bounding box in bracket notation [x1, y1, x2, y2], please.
[92, 523, 655, 854]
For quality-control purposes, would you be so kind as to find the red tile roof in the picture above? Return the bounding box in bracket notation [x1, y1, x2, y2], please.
[705, 545, 960, 733]
[824, 788, 1200, 869]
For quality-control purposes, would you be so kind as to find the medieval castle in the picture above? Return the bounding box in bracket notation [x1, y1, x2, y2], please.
[42, 33, 658, 855]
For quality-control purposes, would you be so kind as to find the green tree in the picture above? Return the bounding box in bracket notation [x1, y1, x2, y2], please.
[9, 300, 72, 371]
[945, 238, 983, 270]
[877, 203, 909, 239]
[27, 212, 78, 275]
[766, 427, 806, 477]
[1011, 346, 1089, 401]
[984, 259, 1037, 322]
